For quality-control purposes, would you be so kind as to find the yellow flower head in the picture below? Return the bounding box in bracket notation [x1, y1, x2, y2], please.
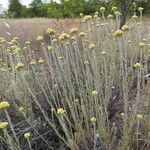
[46, 28, 55, 35]
[138, 7, 144, 12]
[115, 11, 121, 16]
[136, 114, 143, 119]
[121, 25, 130, 32]
[83, 15, 92, 21]
[95, 24, 100, 27]
[13, 37, 19, 41]
[139, 42, 145, 48]
[142, 39, 146, 42]
[11, 39, 18, 44]
[100, 7, 105, 12]
[59, 33, 70, 41]
[71, 36, 76, 40]
[70, 28, 78, 35]
[101, 23, 105, 26]
[0, 122, 9, 129]
[16, 63, 24, 70]
[52, 38, 58, 43]
[47, 46, 53, 51]
[94, 14, 99, 18]
[0, 37, 6, 44]
[95, 11, 98, 15]
[30, 60, 37, 65]
[57, 108, 66, 115]
[107, 14, 113, 19]
[89, 44, 96, 50]
[24, 132, 31, 139]
[121, 113, 125, 117]
[114, 29, 123, 37]
[112, 6, 117, 12]
[36, 36, 44, 42]
[132, 15, 138, 19]
[18, 106, 25, 112]
[92, 90, 98, 96]
[101, 51, 106, 55]
[90, 117, 97, 123]
[84, 60, 90, 65]
[0, 101, 10, 109]
[78, 32, 87, 38]
[80, 13, 83, 17]
[38, 58, 44, 64]
[25, 41, 31, 45]
[133, 63, 143, 69]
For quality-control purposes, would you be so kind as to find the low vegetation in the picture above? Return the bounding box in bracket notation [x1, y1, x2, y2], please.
[0, 7, 150, 150]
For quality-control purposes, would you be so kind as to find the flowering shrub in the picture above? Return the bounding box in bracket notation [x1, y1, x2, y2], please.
[0, 7, 150, 150]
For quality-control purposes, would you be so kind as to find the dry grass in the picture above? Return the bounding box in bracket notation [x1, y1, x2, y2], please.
[0, 18, 81, 45]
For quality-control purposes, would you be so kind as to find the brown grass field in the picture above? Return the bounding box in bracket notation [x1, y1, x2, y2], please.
[0, 18, 81, 44]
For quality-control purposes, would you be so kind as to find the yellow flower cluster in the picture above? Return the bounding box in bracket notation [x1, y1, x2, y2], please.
[52, 38, 58, 43]
[107, 14, 113, 19]
[114, 11, 121, 16]
[0, 122, 9, 129]
[30, 60, 37, 65]
[24, 132, 31, 139]
[36, 36, 44, 42]
[11, 37, 19, 44]
[59, 33, 70, 41]
[132, 15, 138, 20]
[139, 42, 146, 48]
[114, 29, 123, 37]
[100, 7, 105, 12]
[47, 46, 53, 51]
[90, 117, 97, 123]
[70, 28, 78, 35]
[46, 28, 55, 35]
[121, 113, 125, 117]
[11, 39, 17, 44]
[138, 7, 144, 12]
[18, 106, 25, 112]
[92, 90, 98, 96]
[0, 101, 10, 109]
[38, 58, 44, 64]
[101, 51, 106, 55]
[57, 108, 66, 115]
[16, 63, 24, 70]
[89, 44, 96, 50]
[84, 60, 90, 65]
[0, 37, 6, 44]
[133, 63, 142, 69]
[83, 15, 92, 21]
[78, 32, 87, 38]
[136, 114, 143, 119]
[7, 45, 21, 54]
[25, 41, 31, 45]
[122, 25, 130, 32]
[112, 7, 117, 12]
[80, 13, 83, 17]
